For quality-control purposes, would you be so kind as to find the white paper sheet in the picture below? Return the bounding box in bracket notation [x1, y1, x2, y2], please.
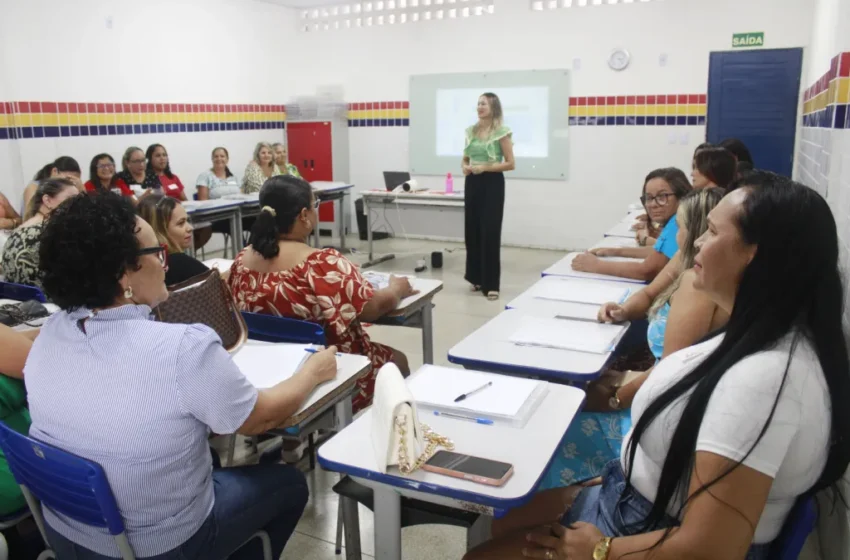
[203, 258, 234, 271]
[509, 316, 625, 354]
[232, 343, 319, 389]
[361, 271, 414, 291]
[408, 365, 543, 419]
[533, 278, 629, 306]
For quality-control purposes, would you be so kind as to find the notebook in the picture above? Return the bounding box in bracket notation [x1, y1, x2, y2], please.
[232, 343, 318, 389]
[407, 365, 548, 427]
[533, 278, 630, 306]
[509, 316, 626, 354]
[362, 271, 414, 291]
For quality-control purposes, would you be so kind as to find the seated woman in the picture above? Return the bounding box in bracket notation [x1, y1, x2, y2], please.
[692, 146, 737, 191]
[272, 143, 301, 178]
[21, 156, 82, 212]
[146, 144, 187, 201]
[242, 142, 280, 195]
[0, 192, 22, 259]
[572, 168, 692, 281]
[196, 147, 240, 200]
[466, 172, 849, 560]
[228, 175, 417, 412]
[137, 195, 210, 286]
[540, 189, 727, 489]
[719, 137, 754, 167]
[84, 153, 137, 201]
[1, 178, 79, 288]
[116, 146, 161, 196]
[28, 193, 338, 559]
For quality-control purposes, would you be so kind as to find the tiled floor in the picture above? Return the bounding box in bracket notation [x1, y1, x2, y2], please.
[223, 234, 565, 560]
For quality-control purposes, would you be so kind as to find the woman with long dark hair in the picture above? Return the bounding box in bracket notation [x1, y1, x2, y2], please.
[146, 144, 187, 201]
[465, 172, 850, 560]
[692, 146, 737, 191]
[84, 153, 136, 200]
[463, 92, 515, 301]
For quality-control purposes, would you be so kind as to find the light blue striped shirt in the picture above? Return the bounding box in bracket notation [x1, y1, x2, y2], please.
[25, 304, 258, 556]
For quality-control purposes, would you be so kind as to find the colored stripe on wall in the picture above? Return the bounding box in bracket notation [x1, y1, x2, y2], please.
[345, 95, 707, 128]
[347, 101, 410, 127]
[802, 52, 850, 129]
[0, 102, 286, 140]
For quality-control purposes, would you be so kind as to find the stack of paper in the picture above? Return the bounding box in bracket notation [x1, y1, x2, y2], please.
[362, 271, 414, 291]
[533, 278, 629, 306]
[407, 365, 547, 427]
[232, 343, 317, 389]
[509, 316, 626, 354]
[204, 258, 234, 272]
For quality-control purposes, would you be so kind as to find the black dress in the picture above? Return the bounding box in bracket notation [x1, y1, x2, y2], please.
[165, 252, 209, 286]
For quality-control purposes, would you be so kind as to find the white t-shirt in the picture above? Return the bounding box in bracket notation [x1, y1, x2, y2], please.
[621, 332, 831, 543]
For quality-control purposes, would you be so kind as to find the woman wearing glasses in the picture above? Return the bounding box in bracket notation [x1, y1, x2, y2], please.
[27, 193, 337, 559]
[228, 175, 417, 414]
[572, 168, 692, 282]
[84, 154, 137, 201]
[137, 196, 209, 286]
[116, 147, 161, 197]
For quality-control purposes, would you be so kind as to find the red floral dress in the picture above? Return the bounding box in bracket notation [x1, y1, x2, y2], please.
[228, 248, 393, 412]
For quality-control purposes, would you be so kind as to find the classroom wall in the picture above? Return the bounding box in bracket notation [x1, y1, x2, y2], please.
[289, 0, 814, 250]
[0, 0, 299, 209]
[795, 0, 850, 328]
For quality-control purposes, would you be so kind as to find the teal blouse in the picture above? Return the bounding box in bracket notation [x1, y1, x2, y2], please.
[464, 125, 512, 165]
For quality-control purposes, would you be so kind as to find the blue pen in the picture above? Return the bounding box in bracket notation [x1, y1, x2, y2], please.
[433, 410, 493, 425]
[304, 348, 343, 356]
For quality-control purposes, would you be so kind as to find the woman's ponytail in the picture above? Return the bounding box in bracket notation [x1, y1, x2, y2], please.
[249, 206, 281, 259]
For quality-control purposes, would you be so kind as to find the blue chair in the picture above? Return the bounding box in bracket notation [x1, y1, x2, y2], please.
[0, 281, 46, 303]
[778, 496, 817, 559]
[0, 422, 272, 560]
[241, 311, 326, 345]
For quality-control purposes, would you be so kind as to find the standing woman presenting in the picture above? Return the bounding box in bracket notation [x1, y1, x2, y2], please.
[462, 93, 515, 301]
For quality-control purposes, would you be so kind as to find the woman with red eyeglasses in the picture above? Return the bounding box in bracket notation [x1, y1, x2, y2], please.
[137, 195, 209, 286]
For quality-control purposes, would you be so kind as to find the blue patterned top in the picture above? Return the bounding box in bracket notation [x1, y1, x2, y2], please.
[647, 302, 671, 360]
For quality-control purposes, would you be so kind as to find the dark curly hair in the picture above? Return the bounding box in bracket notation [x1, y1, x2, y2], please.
[40, 193, 141, 311]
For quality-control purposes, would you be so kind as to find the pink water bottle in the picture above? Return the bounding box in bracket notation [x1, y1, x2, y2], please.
[445, 172, 454, 194]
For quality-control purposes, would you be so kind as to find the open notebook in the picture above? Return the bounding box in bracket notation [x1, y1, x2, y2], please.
[509, 315, 626, 354]
[407, 365, 548, 428]
[232, 343, 319, 389]
[533, 278, 630, 306]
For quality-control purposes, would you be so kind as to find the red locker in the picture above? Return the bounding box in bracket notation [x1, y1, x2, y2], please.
[287, 121, 335, 222]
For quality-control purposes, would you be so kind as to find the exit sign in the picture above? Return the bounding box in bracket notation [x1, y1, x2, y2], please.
[733, 32, 765, 48]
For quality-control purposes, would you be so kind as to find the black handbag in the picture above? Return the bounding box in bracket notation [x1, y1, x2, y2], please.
[0, 300, 49, 328]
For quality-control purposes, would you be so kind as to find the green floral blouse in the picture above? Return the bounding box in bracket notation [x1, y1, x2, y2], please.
[464, 125, 512, 164]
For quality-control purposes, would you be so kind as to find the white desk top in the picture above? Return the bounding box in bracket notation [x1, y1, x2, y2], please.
[542, 252, 646, 285]
[236, 340, 370, 421]
[448, 309, 623, 381]
[312, 181, 355, 193]
[387, 277, 443, 316]
[605, 219, 639, 239]
[362, 190, 464, 204]
[183, 198, 244, 214]
[591, 236, 639, 250]
[203, 258, 234, 271]
[318, 365, 585, 509]
[506, 276, 637, 320]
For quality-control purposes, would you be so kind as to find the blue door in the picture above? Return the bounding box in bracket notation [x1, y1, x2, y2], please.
[706, 48, 803, 177]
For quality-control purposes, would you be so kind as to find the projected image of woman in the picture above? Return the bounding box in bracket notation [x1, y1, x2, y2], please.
[462, 93, 516, 301]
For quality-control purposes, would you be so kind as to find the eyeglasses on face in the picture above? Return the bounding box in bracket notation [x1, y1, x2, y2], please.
[136, 243, 169, 269]
[312, 198, 321, 209]
[128, 159, 146, 165]
[640, 192, 676, 207]
[97, 163, 115, 170]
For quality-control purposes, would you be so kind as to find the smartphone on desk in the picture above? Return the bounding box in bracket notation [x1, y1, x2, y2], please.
[422, 450, 514, 487]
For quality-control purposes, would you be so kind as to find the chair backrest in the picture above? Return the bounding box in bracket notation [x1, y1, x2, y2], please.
[241, 311, 326, 345]
[0, 422, 125, 536]
[0, 281, 46, 303]
[154, 269, 247, 353]
[778, 496, 817, 560]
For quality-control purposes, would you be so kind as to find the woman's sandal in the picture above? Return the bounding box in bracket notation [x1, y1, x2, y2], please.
[486, 291, 500, 301]
[470, 285, 482, 292]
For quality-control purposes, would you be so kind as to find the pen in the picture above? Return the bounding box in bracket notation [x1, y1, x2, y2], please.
[453, 381, 493, 402]
[304, 348, 343, 356]
[433, 411, 493, 425]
